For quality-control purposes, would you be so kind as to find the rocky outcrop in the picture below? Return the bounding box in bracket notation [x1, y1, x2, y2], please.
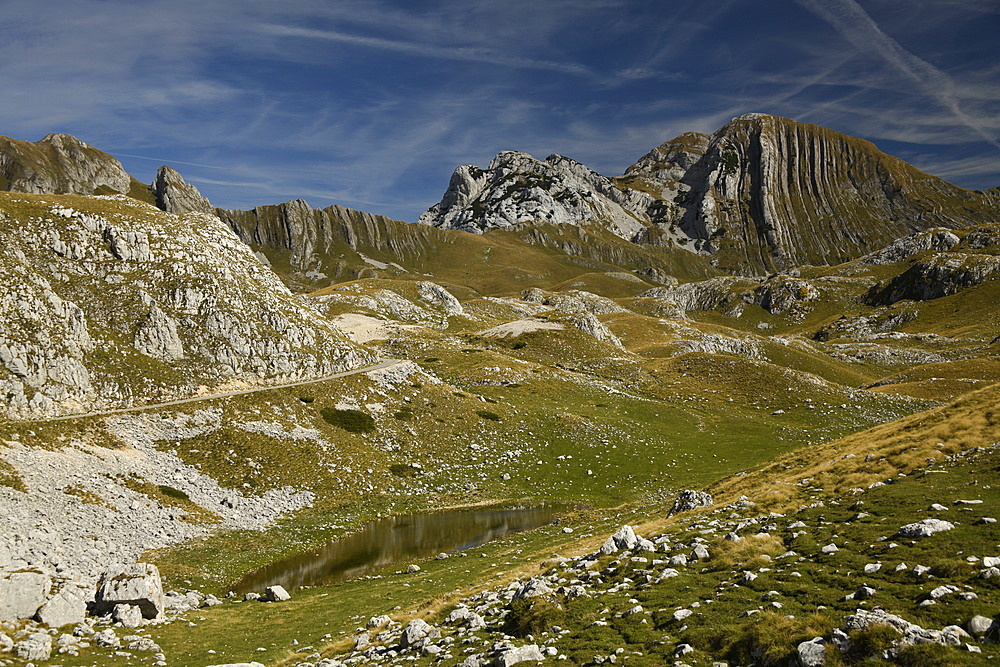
[151, 165, 215, 214]
[418, 151, 652, 239]
[866, 253, 1000, 305]
[0, 193, 372, 419]
[669, 489, 714, 515]
[520, 287, 626, 315]
[860, 228, 960, 265]
[0, 133, 136, 196]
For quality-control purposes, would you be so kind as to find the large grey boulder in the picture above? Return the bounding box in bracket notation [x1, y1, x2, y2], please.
[13, 632, 52, 661]
[35, 582, 91, 628]
[399, 618, 440, 649]
[669, 490, 713, 516]
[967, 615, 997, 638]
[796, 637, 826, 666]
[599, 525, 640, 555]
[262, 585, 291, 602]
[511, 577, 552, 602]
[492, 644, 544, 666]
[113, 603, 144, 627]
[0, 570, 51, 621]
[447, 606, 487, 630]
[95, 563, 164, 619]
[897, 519, 955, 538]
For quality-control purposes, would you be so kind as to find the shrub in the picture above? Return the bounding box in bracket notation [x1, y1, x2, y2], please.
[503, 598, 565, 638]
[320, 408, 376, 433]
[389, 464, 420, 478]
[512, 341, 527, 350]
[727, 612, 834, 667]
[848, 624, 900, 661]
[299, 396, 315, 404]
[477, 410, 501, 422]
[393, 408, 414, 421]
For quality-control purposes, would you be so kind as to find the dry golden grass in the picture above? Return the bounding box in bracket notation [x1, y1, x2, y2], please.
[705, 382, 1000, 514]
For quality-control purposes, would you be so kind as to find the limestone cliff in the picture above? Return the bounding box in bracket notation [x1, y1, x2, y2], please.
[150, 165, 215, 214]
[627, 113, 1000, 273]
[217, 199, 464, 286]
[0, 192, 373, 419]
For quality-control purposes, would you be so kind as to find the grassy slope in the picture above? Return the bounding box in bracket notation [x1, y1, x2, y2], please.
[63, 385, 995, 667]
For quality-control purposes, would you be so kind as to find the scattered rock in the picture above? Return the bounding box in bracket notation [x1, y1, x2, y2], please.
[669, 490, 714, 516]
[897, 519, 955, 538]
[263, 585, 290, 602]
[13, 632, 52, 661]
[95, 563, 165, 619]
[0, 570, 51, 621]
[599, 525, 640, 555]
[399, 618, 440, 649]
[492, 643, 544, 666]
[796, 637, 826, 666]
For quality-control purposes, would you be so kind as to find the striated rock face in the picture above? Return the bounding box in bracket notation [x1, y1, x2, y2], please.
[420, 114, 1000, 275]
[150, 165, 215, 214]
[626, 113, 1000, 273]
[418, 151, 653, 239]
[218, 199, 451, 285]
[0, 193, 373, 419]
[0, 133, 136, 197]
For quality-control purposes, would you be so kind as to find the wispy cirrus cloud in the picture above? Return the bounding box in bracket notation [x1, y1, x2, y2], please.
[0, 0, 996, 217]
[794, 0, 1000, 150]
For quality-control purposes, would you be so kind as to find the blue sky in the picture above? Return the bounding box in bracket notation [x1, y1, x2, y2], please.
[1, 0, 997, 221]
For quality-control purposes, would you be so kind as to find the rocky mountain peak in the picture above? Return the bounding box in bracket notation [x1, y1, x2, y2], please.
[0, 132, 134, 197]
[418, 148, 651, 239]
[151, 165, 215, 215]
[421, 114, 1000, 275]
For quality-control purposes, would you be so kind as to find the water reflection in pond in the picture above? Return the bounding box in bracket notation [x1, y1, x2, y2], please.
[232, 505, 566, 593]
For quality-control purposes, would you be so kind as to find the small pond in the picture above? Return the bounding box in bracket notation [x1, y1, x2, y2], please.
[231, 504, 566, 593]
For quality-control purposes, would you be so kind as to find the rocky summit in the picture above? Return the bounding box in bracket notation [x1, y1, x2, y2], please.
[421, 113, 1000, 274]
[0, 118, 998, 667]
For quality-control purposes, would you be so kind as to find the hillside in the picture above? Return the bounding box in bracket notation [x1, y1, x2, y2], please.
[0, 192, 372, 419]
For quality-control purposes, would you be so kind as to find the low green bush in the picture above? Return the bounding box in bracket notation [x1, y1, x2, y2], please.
[158, 485, 190, 501]
[320, 408, 376, 433]
[503, 598, 565, 638]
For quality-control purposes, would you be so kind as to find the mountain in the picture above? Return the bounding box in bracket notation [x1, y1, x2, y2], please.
[421, 113, 1000, 274]
[0, 133, 154, 202]
[0, 192, 372, 419]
